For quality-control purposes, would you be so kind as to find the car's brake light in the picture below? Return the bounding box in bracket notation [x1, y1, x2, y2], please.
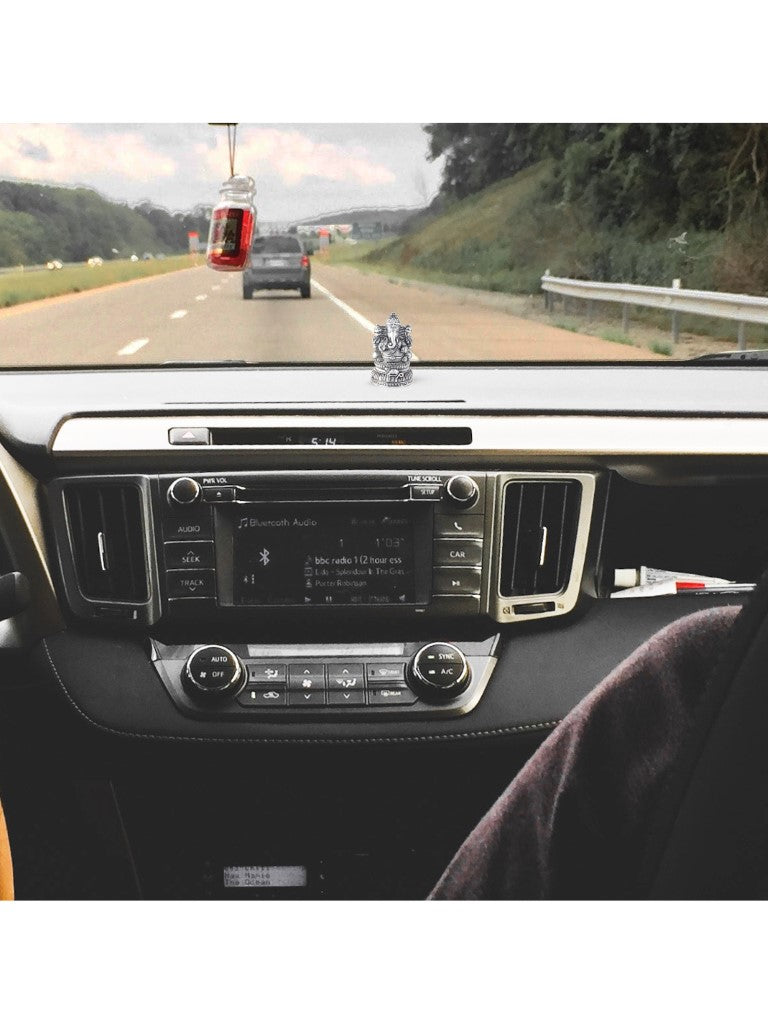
[301, 254, 309, 268]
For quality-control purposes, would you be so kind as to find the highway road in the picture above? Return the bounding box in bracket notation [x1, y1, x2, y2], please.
[0, 262, 657, 366]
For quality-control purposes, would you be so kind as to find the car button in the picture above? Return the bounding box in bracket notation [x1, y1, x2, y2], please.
[166, 569, 216, 599]
[202, 486, 235, 502]
[368, 686, 419, 706]
[410, 483, 443, 500]
[432, 566, 482, 596]
[288, 690, 326, 707]
[162, 513, 212, 541]
[433, 539, 483, 566]
[366, 663, 406, 682]
[288, 675, 326, 692]
[434, 515, 485, 538]
[248, 663, 287, 684]
[237, 687, 286, 707]
[328, 690, 366, 706]
[164, 541, 215, 570]
[289, 664, 326, 685]
[326, 664, 364, 689]
[328, 674, 364, 691]
[169, 427, 210, 446]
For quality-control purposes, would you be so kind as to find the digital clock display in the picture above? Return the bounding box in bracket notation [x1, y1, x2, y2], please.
[231, 503, 422, 606]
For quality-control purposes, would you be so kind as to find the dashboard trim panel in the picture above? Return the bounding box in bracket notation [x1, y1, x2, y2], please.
[52, 414, 768, 456]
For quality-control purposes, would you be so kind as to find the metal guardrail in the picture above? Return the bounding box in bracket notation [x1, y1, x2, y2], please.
[541, 273, 768, 348]
[0, 264, 48, 275]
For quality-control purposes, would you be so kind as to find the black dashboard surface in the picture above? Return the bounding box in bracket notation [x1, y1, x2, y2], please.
[37, 595, 744, 745]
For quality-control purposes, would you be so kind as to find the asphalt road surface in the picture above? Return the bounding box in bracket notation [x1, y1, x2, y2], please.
[0, 262, 656, 366]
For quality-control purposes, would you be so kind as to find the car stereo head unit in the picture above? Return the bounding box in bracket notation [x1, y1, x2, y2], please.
[48, 469, 598, 629]
[155, 472, 487, 621]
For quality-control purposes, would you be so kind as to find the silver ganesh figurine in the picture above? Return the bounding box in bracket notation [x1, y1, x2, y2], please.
[371, 312, 413, 387]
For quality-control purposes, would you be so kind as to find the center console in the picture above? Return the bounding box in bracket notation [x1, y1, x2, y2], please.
[45, 468, 599, 725]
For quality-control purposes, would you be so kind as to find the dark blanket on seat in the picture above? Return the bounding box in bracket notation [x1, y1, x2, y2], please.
[429, 606, 740, 899]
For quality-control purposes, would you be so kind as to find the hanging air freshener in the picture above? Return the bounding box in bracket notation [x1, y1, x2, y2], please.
[206, 174, 256, 271]
[206, 123, 256, 271]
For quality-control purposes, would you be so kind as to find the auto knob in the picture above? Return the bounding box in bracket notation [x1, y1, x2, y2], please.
[408, 642, 471, 702]
[183, 645, 244, 700]
[445, 475, 479, 509]
[168, 477, 201, 506]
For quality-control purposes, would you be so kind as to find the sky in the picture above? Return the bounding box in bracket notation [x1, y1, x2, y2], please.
[0, 123, 444, 222]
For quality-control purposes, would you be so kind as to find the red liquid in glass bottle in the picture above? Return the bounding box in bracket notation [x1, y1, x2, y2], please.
[206, 176, 256, 271]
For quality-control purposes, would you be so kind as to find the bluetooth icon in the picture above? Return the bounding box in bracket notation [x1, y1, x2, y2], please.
[259, 548, 270, 567]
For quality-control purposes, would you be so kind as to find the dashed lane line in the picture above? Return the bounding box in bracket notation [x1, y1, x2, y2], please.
[169, 309, 188, 319]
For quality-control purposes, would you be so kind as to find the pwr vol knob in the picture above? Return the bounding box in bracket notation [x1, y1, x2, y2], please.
[183, 645, 244, 700]
[168, 477, 201, 506]
[408, 643, 470, 702]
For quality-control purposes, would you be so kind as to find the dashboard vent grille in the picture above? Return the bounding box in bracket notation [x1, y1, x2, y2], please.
[64, 483, 148, 602]
[499, 480, 581, 597]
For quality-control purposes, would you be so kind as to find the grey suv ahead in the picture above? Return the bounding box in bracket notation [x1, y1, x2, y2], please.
[242, 234, 311, 299]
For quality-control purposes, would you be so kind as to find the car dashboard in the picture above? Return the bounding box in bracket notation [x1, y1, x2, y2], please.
[0, 361, 766, 897]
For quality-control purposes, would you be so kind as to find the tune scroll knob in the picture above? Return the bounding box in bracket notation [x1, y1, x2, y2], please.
[445, 475, 479, 509]
[183, 645, 244, 700]
[168, 477, 201, 506]
[408, 642, 471, 702]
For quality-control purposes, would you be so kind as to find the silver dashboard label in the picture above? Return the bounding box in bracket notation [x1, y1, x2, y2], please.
[223, 865, 308, 888]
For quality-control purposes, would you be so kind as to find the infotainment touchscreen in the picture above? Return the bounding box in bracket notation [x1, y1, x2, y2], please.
[228, 503, 428, 607]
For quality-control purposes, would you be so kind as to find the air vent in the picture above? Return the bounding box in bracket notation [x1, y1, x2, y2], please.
[64, 483, 148, 602]
[499, 480, 581, 597]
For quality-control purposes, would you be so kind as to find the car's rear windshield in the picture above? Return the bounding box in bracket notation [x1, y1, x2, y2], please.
[251, 236, 303, 254]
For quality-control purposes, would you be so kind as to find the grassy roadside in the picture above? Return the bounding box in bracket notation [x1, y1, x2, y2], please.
[320, 242, 768, 356]
[0, 254, 203, 309]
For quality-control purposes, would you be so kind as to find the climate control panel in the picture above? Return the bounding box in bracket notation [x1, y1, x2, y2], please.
[151, 637, 498, 719]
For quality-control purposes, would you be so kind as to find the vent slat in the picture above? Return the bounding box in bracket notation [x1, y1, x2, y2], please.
[500, 480, 580, 597]
[64, 484, 148, 603]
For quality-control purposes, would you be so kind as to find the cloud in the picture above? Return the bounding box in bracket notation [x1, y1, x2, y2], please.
[199, 127, 397, 187]
[0, 124, 177, 184]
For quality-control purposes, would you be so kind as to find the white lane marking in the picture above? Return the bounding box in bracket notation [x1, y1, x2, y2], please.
[169, 309, 188, 319]
[195, 294, 208, 301]
[312, 277, 420, 360]
[118, 338, 149, 356]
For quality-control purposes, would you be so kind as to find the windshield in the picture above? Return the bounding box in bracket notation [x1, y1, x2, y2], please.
[1, 122, 766, 367]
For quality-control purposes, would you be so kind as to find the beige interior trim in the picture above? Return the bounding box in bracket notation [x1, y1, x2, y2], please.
[0, 798, 14, 901]
[52, 414, 768, 456]
[0, 444, 63, 639]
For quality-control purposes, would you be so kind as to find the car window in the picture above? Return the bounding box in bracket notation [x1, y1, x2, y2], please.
[251, 236, 303, 254]
[1, 122, 766, 367]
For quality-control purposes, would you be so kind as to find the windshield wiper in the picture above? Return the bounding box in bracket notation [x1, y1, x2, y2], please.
[690, 350, 768, 364]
